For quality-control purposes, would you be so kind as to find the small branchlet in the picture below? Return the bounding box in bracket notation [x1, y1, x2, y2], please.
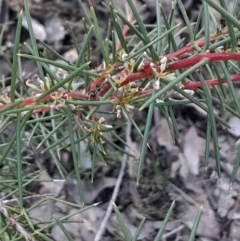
[1, 29, 240, 120]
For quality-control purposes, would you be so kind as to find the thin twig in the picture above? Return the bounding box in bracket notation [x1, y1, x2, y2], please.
[2, 193, 55, 204]
[94, 121, 132, 241]
[167, 182, 200, 208]
[161, 224, 184, 240]
[0, 202, 36, 241]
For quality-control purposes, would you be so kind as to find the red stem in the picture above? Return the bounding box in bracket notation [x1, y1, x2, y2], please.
[0, 90, 88, 111]
[97, 65, 153, 96]
[166, 52, 240, 71]
[183, 74, 240, 89]
[32, 106, 50, 114]
[97, 52, 240, 96]
[2, 32, 240, 112]
[68, 91, 88, 100]
[166, 35, 218, 59]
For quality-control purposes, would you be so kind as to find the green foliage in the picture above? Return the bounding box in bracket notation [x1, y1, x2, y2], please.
[1, 0, 240, 240]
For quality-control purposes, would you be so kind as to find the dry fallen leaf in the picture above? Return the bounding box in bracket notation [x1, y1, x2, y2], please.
[181, 199, 219, 239]
[51, 207, 104, 241]
[228, 116, 240, 137]
[70, 177, 116, 205]
[182, 125, 200, 176]
[22, 15, 46, 41]
[217, 191, 235, 218]
[155, 118, 174, 151]
[127, 140, 140, 179]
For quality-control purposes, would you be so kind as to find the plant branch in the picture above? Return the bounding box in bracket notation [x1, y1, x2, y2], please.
[166, 52, 240, 71]
[183, 74, 240, 89]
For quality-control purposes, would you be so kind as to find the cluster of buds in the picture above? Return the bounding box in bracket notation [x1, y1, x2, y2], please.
[150, 56, 176, 90]
[112, 72, 128, 88]
[121, 53, 135, 73]
[56, 68, 68, 80]
[84, 117, 112, 146]
[49, 89, 75, 111]
[26, 74, 51, 93]
[0, 88, 11, 106]
[111, 53, 136, 89]
[115, 103, 134, 118]
[113, 82, 138, 118]
[26, 74, 75, 111]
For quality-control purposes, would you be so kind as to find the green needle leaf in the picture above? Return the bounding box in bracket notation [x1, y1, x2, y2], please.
[112, 201, 131, 241]
[204, 0, 240, 29]
[230, 143, 240, 185]
[154, 200, 175, 241]
[10, 10, 22, 103]
[66, 105, 84, 206]
[188, 205, 203, 241]
[137, 89, 156, 184]
[53, 213, 74, 241]
[16, 113, 23, 210]
[198, 73, 221, 177]
[176, 0, 194, 42]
